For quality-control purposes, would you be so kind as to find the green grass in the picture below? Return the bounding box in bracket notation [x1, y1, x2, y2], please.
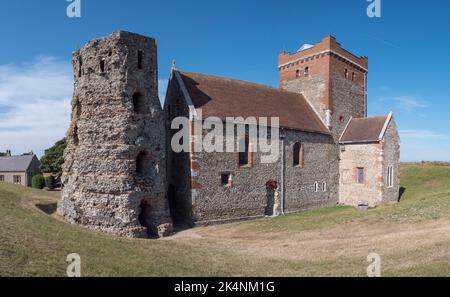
[1, 164, 450, 276]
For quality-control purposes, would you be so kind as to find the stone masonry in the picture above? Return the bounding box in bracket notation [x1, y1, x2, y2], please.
[58, 31, 173, 238]
[59, 31, 400, 236]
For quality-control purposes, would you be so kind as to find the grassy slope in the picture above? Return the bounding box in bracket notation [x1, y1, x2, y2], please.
[0, 164, 449, 276]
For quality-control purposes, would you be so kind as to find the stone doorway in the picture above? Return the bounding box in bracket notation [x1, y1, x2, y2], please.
[138, 199, 156, 237]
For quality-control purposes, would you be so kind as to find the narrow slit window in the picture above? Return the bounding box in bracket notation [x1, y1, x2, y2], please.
[100, 59, 105, 73]
[78, 56, 83, 77]
[345, 68, 349, 78]
[138, 51, 143, 69]
[314, 182, 319, 193]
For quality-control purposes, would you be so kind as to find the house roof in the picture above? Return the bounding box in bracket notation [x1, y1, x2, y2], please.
[0, 155, 36, 172]
[176, 71, 330, 135]
[340, 114, 392, 144]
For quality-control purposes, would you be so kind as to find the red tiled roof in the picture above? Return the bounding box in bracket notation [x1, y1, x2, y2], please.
[340, 116, 388, 143]
[178, 71, 330, 135]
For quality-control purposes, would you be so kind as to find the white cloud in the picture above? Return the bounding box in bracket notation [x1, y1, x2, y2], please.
[379, 96, 428, 112]
[400, 130, 450, 140]
[0, 57, 72, 157]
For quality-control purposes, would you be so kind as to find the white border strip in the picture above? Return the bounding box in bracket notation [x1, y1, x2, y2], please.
[173, 70, 198, 120]
[379, 111, 393, 140]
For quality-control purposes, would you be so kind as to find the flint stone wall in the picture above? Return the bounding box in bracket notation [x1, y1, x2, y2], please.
[58, 31, 173, 238]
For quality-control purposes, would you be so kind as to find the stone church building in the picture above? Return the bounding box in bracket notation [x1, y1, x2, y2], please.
[58, 31, 400, 238]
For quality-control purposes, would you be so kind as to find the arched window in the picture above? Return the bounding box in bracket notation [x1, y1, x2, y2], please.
[238, 136, 250, 167]
[345, 69, 349, 78]
[304, 67, 309, 77]
[314, 182, 319, 193]
[352, 72, 356, 81]
[292, 142, 303, 167]
[132, 92, 144, 113]
[295, 69, 300, 78]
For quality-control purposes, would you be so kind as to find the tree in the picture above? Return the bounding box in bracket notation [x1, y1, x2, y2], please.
[45, 176, 56, 190]
[32, 175, 45, 189]
[40, 138, 67, 177]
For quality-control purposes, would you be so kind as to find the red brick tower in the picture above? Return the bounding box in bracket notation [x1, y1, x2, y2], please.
[279, 36, 368, 139]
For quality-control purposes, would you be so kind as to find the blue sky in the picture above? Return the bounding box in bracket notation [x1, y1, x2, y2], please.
[0, 0, 449, 161]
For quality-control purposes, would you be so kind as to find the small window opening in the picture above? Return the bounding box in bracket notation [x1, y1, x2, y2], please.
[136, 151, 148, 176]
[345, 69, 349, 78]
[357, 167, 365, 184]
[221, 173, 232, 187]
[387, 166, 394, 188]
[138, 51, 143, 69]
[132, 92, 145, 113]
[322, 182, 327, 192]
[238, 136, 250, 167]
[352, 72, 356, 81]
[100, 59, 105, 73]
[296, 69, 300, 77]
[339, 116, 345, 123]
[304, 67, 309, 77]
[314, 182, 319, 193]
[78, 56, 83, 77]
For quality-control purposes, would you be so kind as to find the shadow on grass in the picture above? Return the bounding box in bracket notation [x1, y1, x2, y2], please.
[399, 187, 406, 202]
[36, 203, 58, 215]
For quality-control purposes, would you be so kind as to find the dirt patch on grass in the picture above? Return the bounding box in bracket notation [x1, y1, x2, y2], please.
[174, 219, 450, 267]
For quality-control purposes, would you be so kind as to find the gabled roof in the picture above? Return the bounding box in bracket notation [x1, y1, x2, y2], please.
[0, 155, 36, 172]
[175, 71, 330, 135]
[340, 113, 393, 144]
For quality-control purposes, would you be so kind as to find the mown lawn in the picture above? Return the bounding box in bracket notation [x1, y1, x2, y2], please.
[1, 164, 449, 276]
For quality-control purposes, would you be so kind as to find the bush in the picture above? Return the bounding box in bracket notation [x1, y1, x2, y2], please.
[45, 176, 56, 190]
[32, 175, 45, 189]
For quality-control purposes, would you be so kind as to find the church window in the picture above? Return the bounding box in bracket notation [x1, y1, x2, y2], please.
[314, 182, 319, 193]
[356, 167, 365, 184]
[387, 166, 394, 188]
[292, 142, 303, 167]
